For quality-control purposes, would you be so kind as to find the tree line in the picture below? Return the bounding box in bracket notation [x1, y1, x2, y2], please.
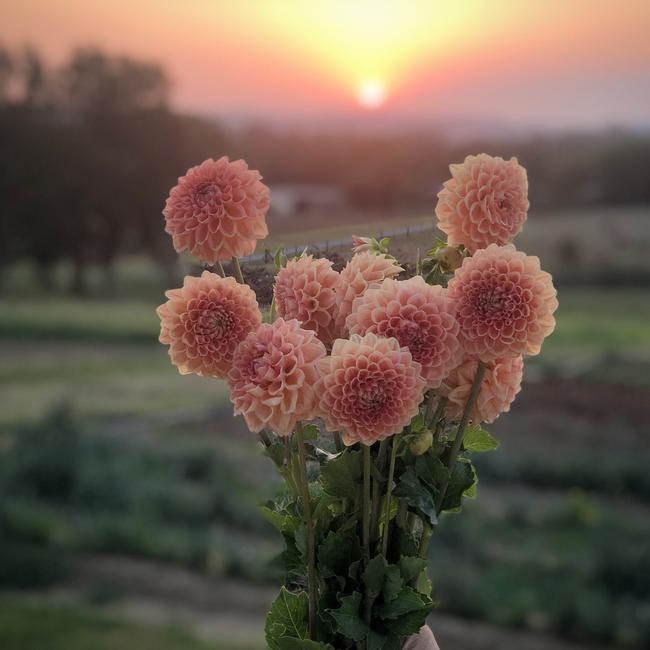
[1, 45, 648, 294]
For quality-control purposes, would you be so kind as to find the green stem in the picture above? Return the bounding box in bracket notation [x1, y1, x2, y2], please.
[216, 261, 226, 277]
[362, 444, 372, 627]
[296, 422, 318, 638]
[231, 256, 245, 284]
[334, 431, 344, 454]
[362, 445, 371, 551]
[381, 437, 399, 557]
[258, 430, 271, 447]
[435, 361, 486, 513]
[370, 440, 388, 549]
[269, 295, 276, 323]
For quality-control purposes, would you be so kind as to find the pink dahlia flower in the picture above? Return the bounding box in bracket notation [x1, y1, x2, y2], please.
[436, 154, 529, 253]
[163, 157, 270, 264]
[347, 276, 463, 389]
[441, 355, 524, 424]
[447, 244, 558, 361]
[315, 333, 426, 446]
[274, 255, 339, 345]
[157, 271, 262, 378]
[228, 318, 326, 436]
[335, 251, 402, 337]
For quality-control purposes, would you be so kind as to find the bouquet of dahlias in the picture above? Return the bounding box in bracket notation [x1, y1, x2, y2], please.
[157, 154, 558, 649]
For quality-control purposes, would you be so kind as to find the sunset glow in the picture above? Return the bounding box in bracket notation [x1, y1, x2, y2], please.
[357, 79, 387, 110]
[1, 0, 650, 128]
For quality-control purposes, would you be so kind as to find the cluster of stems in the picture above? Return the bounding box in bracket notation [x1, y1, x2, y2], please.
[225, 254, 485, 642]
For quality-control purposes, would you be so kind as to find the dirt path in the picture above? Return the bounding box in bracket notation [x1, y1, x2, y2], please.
[5, 554, 612, 650]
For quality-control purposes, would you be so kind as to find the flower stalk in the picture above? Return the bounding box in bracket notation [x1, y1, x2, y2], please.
[435, 361, 487, 513]
[231, 256, 245, 285]
[381, 436, 399, 556]
[296, 421, 318, 638]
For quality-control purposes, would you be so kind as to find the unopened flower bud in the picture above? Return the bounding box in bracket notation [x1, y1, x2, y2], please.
[351, 236, 373, 254]
[410, 430, 434, 456]
[435, 246, 464, 272]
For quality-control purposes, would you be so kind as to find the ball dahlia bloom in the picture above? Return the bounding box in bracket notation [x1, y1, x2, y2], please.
[157, 271, 262, 378]
[347, 276, 463, 389]
[163, 157, 270, 264]
[441, 355, 524, 424]
[273, 255, 339, 345]
[335, 251, 402, 337]
[228, 318, 326, 436]
[447, 244, 557, 361]
[436, 154, 529, 253]
[315, 333, 426, 446]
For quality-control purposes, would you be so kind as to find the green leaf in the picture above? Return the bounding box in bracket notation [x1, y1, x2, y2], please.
[362, 555, 387, 606]
[398, 556, 427, 584]
[259, 503, 301, 535]
[278, 640, 335, 650]
[414, 454, 449, 492]
[265, 441, 287, 467]
[393, 467, 437, 525]
[463, 424, 499, 452]
[321, 450, 362, 498]
[328, 592, 368, 642]
[367, 629, 387, 650]
[415, 570, 432, 597]
[382, 565, 403, 604]
[301, 423, 320, 441]
[317, 520, 361, 579]
[383, 606, 433, 637]
[441, 459, 475, 512]
[376, 587, 427, 620]
[265, 588, 309, 649]
[410, 412, 425, 432]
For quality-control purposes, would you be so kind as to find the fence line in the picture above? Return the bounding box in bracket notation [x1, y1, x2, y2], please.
[241, 220, 438, 264]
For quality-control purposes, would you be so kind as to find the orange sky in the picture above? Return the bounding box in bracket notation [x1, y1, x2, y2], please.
[2, 0, 650, 129]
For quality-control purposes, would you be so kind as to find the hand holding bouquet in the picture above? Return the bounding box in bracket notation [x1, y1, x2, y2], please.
[157, 154, 558, 649]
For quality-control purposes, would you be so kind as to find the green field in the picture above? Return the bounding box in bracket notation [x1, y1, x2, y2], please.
[0, 599, 253, 650]
[1, 255, 649, 648]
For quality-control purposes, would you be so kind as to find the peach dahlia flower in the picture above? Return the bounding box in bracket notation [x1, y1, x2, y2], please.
[347, 276, 463, 389]
[157, 271, 262, 378]
[335, 251, 402, 337]
[274, 255, 339, 345]
[447, 244, 557, 361]
[441, 355, 524, 424]
[228, 318, 326, 436]
[315, 333, 426, 446]
[163, 157, 269, 264]
[436, 154, 528, 253]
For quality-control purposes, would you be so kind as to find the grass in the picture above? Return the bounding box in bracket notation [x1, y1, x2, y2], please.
[0, 599, 255, 650]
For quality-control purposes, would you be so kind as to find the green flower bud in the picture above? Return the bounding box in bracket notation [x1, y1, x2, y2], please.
[410, 430, 434, 456]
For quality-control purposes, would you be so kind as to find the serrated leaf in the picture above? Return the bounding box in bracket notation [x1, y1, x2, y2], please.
[376, 587, 427, 620]
[321, 450, 362, 498]
[393, 467, 437, 526]
[382, 565, 403, 604]
[463, 424, 499, 452]
[328, 592, 368, 642]
[398, 556, 427, 584]
[265, 588, 309, 649]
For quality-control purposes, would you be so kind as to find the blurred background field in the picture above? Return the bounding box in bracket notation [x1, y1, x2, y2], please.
[2, 1, 650, 648]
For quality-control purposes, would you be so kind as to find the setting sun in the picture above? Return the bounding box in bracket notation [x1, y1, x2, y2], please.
[357, 79, 387, 110]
